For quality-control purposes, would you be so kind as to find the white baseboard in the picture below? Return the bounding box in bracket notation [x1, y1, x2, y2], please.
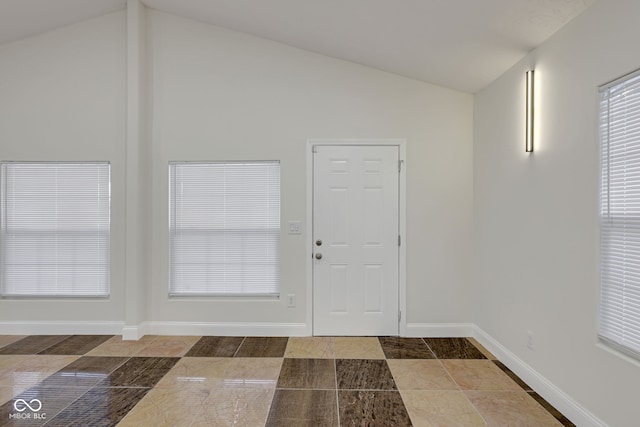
[122, 324, 149, 341]
[0, 320, 306, 339]
[0, 321, 124, 336]
[473, 326, 607, 427]
[404, 322, 475, 337]
[130, 321, 309, 338]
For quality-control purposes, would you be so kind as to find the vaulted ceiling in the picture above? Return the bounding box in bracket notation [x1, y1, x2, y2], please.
[0, 0, 595, 93]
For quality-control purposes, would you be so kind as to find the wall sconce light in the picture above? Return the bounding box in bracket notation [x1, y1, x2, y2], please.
[525, 69, 534, 153]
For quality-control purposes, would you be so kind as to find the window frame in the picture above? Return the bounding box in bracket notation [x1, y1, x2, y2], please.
[168, 160, 281, 298]
[0, 161, 111, 299]
[598, 68, 640, 360]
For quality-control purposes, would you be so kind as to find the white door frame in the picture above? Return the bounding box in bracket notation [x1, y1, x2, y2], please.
[306, 139, 407, 336]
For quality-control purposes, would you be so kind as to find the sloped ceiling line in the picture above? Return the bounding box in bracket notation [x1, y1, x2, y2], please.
[0, 0, 594, 93]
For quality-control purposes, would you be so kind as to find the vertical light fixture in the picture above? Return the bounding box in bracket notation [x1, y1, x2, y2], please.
[525, 69, 535, 152]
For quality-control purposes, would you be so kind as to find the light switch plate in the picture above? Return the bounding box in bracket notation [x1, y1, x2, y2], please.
[288, 221, 302, 235]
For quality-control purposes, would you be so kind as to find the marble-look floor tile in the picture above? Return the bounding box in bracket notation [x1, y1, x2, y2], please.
[336, 359, 396, 390]
[465, 390, 562, 426]
[121, 387, 274, 427]
[118, 384, 210, 427]
[0, 336, 26, 350]
[277, 358, 335, 389]
[492, 360, 531, 391]
[333, 337, 385, 359]
[423, 338, 487, 359]
[38, 335, 114, 356]
[157, 357, 282, 390]
[0, 385, 88, 426]
[235, 337, 288, 357]
[44, 386, 149, 427]
[379, 337, 436, 359]
[193, 388, 275, 427]
[85, 335, 158, 357]
[134, 335, 201, 357]
[219, 358, 282, 389]
[0, 374, 40, 400]
[96, 357, 179, 388]
[284, 337, 334, 358]
[266, 389, 338, 427]
[0, 356, 79, 392]
[466, 338, 497, 360]
[388, 360, 458, 390]
[529, 392, 576, 426]
[400, 390, 487, 427]
[155, 357, 230, 389]
[184, 336, 245, 358]
[442, 360, 522, 391]
[40, 356, 128, 388]
[0, 356, 27, 372]
[0, 336, 70, 355]
[0, 335, 576, 426]
[0, 387, 18, 406]
[339, 390, 412, 427]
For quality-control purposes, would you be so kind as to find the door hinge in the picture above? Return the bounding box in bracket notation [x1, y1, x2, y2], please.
[398, 311, 402, 322]
[398, 160, 402, 172]
[312, 145, 318, 153]
[398, 235, 401, 246]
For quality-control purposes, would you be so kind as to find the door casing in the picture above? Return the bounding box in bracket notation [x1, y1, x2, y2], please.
[305, 139, 406, 336]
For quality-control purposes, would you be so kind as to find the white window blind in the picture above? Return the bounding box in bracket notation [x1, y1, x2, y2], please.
[1, 162, 110, 297]
[599, 69, 640, 359]
[169, 162, 280, 296]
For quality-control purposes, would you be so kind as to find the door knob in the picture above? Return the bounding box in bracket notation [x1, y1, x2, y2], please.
[315, 253, 323, 260]
[316, 240, 322, 246]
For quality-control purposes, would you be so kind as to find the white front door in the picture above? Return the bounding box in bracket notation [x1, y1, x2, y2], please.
[313, 145, 399, 336]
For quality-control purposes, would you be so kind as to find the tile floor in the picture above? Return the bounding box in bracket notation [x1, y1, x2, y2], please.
[0, 335, 574, 426]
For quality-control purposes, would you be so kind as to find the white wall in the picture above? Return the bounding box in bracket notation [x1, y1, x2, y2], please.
[147, 11, 474, 328]
[0, 7, 474, 333]
[474, 0, 640, 424]
[0, 11, 127, 325]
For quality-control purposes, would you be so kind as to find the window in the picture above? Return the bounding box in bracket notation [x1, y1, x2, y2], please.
[169, 161, 280, 296]
[1, 162, 110, 297]
[599, 69, 640, 358]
